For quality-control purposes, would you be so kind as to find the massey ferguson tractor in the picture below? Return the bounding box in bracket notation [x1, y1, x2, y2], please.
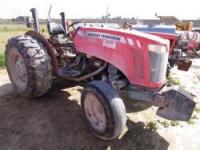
[5, 8, 196, 140]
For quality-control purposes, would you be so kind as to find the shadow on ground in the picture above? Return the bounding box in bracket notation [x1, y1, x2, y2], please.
[0, 83, 16, 98]
[0, 80, 169, 150]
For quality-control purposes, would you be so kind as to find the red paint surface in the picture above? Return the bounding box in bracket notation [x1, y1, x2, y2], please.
[74, 27, 168, 88]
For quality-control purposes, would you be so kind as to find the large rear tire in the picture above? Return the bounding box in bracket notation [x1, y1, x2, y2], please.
[81, 81, 127, 140]
[5, 35, 52, 98]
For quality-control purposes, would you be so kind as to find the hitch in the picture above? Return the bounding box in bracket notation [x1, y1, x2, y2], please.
[155, 87, 196, 121]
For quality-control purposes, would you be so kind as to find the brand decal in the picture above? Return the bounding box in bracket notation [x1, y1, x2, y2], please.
[87, 32, 125, 43]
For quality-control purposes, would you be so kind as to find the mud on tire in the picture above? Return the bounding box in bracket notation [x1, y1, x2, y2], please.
[5, 35, 52, 98]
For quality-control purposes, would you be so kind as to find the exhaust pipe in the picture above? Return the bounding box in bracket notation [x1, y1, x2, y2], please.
[60, 12, 67, 37]
[30, 8, 40, 33]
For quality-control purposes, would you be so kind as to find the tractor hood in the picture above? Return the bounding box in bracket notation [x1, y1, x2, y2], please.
[74, 27, 170, 88]
[87, 27, 170, 47]
[118, 28, 170, 46]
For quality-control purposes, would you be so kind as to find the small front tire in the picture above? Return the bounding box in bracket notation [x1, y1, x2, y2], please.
[81, 81, 126, 140]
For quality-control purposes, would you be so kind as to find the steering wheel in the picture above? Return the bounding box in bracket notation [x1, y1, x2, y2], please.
[67, 21, 81, 32]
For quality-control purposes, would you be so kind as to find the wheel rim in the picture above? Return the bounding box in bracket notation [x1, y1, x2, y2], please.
[84, 93, 107, 133]
[8, 48, 28, 92]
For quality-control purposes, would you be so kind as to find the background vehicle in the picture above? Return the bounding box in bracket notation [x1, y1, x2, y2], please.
[131, 23, 200, 58]
[5, 8, 196, 140]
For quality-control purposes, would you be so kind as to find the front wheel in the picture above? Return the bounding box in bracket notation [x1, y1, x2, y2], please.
[81, 81, 126, 140]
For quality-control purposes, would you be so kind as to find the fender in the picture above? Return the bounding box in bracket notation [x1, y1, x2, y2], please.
[25, 31, 59, 74]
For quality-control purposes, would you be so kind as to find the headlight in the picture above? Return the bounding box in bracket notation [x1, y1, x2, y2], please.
[148, 44, 168, 82]
[148, 44, 167, 53]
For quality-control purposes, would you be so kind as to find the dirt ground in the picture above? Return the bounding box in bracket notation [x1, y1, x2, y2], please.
[0, 58, 200, 150]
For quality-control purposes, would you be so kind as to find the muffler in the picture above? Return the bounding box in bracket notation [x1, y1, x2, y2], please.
[30, 8, 40, 33]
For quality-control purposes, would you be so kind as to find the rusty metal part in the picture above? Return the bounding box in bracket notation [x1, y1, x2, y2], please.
[177, 59, 192, 71]
[25, 31, 59, 74]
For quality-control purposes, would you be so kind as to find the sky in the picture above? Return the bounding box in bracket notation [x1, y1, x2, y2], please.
[0, 0, 199, 19]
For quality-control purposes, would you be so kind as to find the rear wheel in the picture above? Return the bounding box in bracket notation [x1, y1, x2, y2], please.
[81, 81, 126, 140]
[5, 35, 52, 98]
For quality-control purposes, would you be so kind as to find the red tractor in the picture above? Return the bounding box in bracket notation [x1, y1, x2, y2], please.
[5, 8, 195, 140]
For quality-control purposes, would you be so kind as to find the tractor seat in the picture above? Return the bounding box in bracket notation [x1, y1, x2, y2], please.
[47, 22, 65, 36]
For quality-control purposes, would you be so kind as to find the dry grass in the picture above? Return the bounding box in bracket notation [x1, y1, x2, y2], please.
[0, 24, 47, 67]
[0, 51, 5, 68]
[0, 24, 28, 67]
[194, 107, 200, 113]
[167, 73, 181, 85]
